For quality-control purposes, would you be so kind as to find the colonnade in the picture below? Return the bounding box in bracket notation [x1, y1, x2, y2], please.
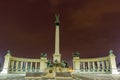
[1, 50, 47, 74]
[9, 60, 41, 73]
[1, 50, 118, 74]
[74, 59, 110, 72]
[73, 50, 118, 74]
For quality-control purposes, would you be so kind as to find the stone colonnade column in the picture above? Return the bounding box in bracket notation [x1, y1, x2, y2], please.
[87, 62, 89, 71]
[40, 57, 47, 72]
[11, 61, 14, 72]
[73, 57, 80, 73]
[97, 61, 100, 72]
[16, 61, 18, 72]
[25, 62, 28, 72]
[92, 61, 95, 71]
[82, 62, 85, 72]
[106, 60, 109, 72]
[21, 61, 23, 72]
[30, 62, 32, 72]
[35, 62, 37, 72]
[102, 61, 105, 72]
[109, 51, 118, 74]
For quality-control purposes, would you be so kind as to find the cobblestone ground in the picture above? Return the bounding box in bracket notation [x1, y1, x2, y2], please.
[0, 74, 120, 80]
[73, 74, 120, 80]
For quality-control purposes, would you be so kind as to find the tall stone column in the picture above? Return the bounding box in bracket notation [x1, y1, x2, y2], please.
[53, 14, 61, 63]
[109, 50, 118, 74]
[1, 50, 11, 74]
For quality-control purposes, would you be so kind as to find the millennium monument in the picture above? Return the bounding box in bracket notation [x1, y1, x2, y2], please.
[0, 14, 119, 79]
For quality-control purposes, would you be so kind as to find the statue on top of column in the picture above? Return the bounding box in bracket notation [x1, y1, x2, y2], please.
[7, 50, 11, 54]
[55, 14, 60, 25]
[109, 49, 115, 56]
[6, 50, 11, 56]
[41, 53, 47, 58]
[72, 51, 80, 57]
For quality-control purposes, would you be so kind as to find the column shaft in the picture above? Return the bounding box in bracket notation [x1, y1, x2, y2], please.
[102, 61, 105, 72]
[106, 60, 110, 72]
[88, 62, 90, 72]
[16, 61, 18, 72]
[30, 62, 32, 72]
[11, 61, 14, 72]
[83, 62, 85, 72]
[25, 62, 28, 72]
[12, 61, 14, 72]
[35, 62, 37, 72]
[97, 61, 100, 72]
[93, 62, 95, 72]
[21, 62, 23, 72]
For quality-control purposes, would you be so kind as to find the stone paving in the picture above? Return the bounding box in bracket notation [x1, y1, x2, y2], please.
[0, 74, 120, 80]
[73, 73, 120, 80]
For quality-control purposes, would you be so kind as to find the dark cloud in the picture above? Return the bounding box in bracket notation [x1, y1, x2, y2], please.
[66, 0, 120, 30]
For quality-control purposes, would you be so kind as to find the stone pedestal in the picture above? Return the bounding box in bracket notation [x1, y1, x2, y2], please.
[53, 54, 61, 63]
[73, 57, 80, 73]
[40, 58, 47, 72]
[1, 51, 11, 74]
[109, 53, 118, 74]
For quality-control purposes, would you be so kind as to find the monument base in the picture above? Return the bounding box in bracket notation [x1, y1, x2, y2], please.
[25, 67, 73, 79]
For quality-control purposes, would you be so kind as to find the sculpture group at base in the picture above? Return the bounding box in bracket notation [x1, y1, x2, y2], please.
[25, 53, 73, 79]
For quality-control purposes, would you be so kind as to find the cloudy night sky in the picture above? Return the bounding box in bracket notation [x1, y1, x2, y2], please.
[0, 0, 120, 65]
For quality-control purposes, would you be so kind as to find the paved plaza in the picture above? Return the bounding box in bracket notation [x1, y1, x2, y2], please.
[0, 74, 120, 80]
